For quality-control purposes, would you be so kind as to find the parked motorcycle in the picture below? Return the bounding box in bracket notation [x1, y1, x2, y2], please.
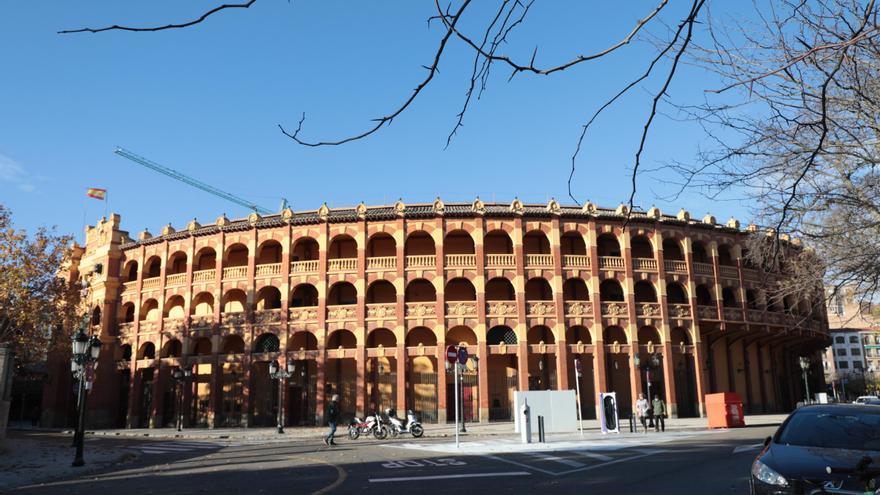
[348, 412, 388, 440]
[385, 408, 424, 438]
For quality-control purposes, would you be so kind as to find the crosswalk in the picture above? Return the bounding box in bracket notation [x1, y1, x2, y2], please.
[128, 441, 224, 455]
[486, 447, 666, 476]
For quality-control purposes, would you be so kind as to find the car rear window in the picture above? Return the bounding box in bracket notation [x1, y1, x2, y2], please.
[778, 409, 880, 450]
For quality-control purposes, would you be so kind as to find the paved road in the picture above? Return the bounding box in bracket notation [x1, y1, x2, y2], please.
[12, 426, 774, 494]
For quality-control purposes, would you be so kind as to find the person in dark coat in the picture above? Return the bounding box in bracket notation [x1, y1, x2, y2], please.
[323, 394, 340, 446]
[652, 395, 667, 432]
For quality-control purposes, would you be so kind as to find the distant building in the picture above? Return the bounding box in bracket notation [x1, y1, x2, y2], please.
[823, 288, 879, 398]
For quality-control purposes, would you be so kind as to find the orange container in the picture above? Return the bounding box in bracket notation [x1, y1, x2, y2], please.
[705, 392, 746, 428]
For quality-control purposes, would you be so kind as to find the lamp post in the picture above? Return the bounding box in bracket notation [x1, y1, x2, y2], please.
[268, 359, 294, 434]
[171, 365, 192, 432]
[799, 356, 811, 404]
[445, 348, 479, 436]
[70, 316, 102, 467]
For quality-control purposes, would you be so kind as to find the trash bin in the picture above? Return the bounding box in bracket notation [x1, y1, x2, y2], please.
[706, 392, 745, 428]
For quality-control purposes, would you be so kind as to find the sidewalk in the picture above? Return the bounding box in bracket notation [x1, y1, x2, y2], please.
[31, 413, 788, 443]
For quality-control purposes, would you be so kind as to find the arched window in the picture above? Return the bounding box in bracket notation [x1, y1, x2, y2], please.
[120, 303, 135, 323]
[633, 281, 657, 303]
[487, 326, 517, 345]
[327, 329, 357, 349]
[367, 233, 396, 257]
[603, 326, 627, 344]
[161, 339, 182, 358]
[486, 278, 515, 300]
[561, 232, 586, 256]
[257, 240, 282, 265]
[523, 231, 551, 255]
[367, 328, 396, 347]
[405, 279, 436, 302]
[566, 325, 591, 344]
[666, 282, 688, 304]
[696, 284, 713, 306]
[289, 331, 318, 351]
[525, 278, 553, 300]
[221, 335, 245, 354]
[637, 326, 661, 344]
[292, 237, 319, 261]
[630, 236, 653, 259]
[328, 234, 357, 259]
[563, 279, 590, 300]
[122, 260, 139, 282]
[225, 243, 248, 267]
[167, 251, 187, 275]
[484, 230, 513, 254]
[718, 245, 735, 266]
[527, 325, 555, 344]
[256, 286, 282, 310]
[670, 327, 691, 345]
[164, 295, 185, 319]
[662, 238, 684, 261]
[192, 337, 212, 356]
[444, 230, 475, 254]
[223, 289, 247, 313]
[405, 231, 435, 256]
[144, 256, 161, 278]
[445, 278, 476, 301]
[194, 247, 216, 271]
[327, 282, 357, 305]
[91, 306, 102, 326]
[406, 327, 437, 347]
[253, 333, 280, 353]
[290, 284, 319, 307]
[192, 292, 214, 316]
[597, 234, 621, 257]
[600, 279, 624, 302]
[692, 241, 709, 263]
[746, 289, 759, 310]
[366, 280, 396, 303]
[140, 299, 159, 321]
[137, 342, 156, 360]
[722, 287, 738, 308]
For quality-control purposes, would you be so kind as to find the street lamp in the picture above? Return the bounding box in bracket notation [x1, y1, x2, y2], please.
[171, 365, 192, 432]
[268, 359, 294, 434]
[70, 316, 102, 467]
[799, 356, 811, 404]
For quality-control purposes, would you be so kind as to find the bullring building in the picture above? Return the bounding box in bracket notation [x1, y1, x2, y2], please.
[41, 199, 829, 429]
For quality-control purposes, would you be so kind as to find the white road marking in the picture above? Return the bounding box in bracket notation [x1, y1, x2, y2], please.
[369, 471, 531, 483]
[569, 450, 614, 462]
[733, 443, 763, 454]
[524, 452, 585, 468]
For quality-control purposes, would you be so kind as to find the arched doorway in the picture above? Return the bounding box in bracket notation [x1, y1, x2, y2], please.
[671, 327, 698, 418]
[366, 328, 397, 414]
[567, 326, 596, 419]
[446, 326, 478, 423]
[527, 326, 556, 390]
[326, 329, 358, 420]
[604, 326, 633, 417]
[287, 331, 318, 426]
[406, 327, 438, 422]
[486, 325, 518, 421]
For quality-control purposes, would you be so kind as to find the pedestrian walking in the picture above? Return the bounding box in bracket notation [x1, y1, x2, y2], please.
[323, 394, 340, 446]
[635, 393, 649, 433]
[652, 395, 666, 432]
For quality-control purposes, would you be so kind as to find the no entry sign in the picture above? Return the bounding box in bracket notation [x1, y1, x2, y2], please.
[446, 345, 458, 364]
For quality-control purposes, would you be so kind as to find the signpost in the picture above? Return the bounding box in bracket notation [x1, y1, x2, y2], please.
[574, 358, 584, 437]
[446, 345, 461, 448]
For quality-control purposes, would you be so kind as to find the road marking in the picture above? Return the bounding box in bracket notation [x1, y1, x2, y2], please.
[524, 452, 585, 468]
[485, 455, 557, 476]
[369, 472, 531, 483]
[733, 443, 763, 454]
[307, 457, 348, 495]
[569, 450, 614, 462]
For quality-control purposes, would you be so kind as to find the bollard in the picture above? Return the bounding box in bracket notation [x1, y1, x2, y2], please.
[538, 416, 545, 443]
[521, 399, 532, 444]
[629, 413, 634, 433]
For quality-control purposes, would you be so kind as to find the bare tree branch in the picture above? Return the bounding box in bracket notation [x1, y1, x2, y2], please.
[58, 1, 258, 34]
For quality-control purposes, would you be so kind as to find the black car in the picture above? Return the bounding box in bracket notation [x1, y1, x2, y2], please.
[750, 404, 880, 494]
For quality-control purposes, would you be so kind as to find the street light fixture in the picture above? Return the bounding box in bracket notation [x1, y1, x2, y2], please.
[171, 365, 192, 432]
[268, 359, 294, 434]
[799, 356, 811, 404]
[70, 316, 101, 467]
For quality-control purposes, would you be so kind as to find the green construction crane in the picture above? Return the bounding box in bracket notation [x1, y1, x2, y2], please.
[114, 147, 280, 216]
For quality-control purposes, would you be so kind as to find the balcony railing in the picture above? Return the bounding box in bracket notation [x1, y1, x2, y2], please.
[255, 262, 282, 277]
[366, 256, 396, 271]
[138, 321, 157, 333]
[525, 254, 553, 267]
[719, 265, 739, 279]
[118, 322, 134, 333]
[445, 254, 476, 268]
[747, 309, 765, 323]
[192, 268, 215, 282]
[222, 266, 247, 279]
[635, 302, 661, 318]
[328, 258, 357, 272]
[486, 300, 517, 317]
[562, 255, 590, 268]
[696, 305, 717, 320]
[326, 304, 358, 321]
[601, 302, 628, 317]
[723, 307, 743, 321]
[564, 301, 593, 317]
[121, 280, 137, 292]
[165, 273, 186, 286]
[526, 301, 555, 316]
[485, 254, 515, 268]
[693, 262, 714, 276]
[141, 277, 159, 290]
[254, 308, 283, 324]
[405, 255, 436, 269]
[190, 314, 215, 329]
[290, 260, 319, 274]
[162, 317, 185, 330]
[289, 306, 319, 323]
[598, 256, 625, 270]
[222, 311, 248, 326]
[445, 301, 477, 317]
[633, 258, 657, 271]
[668, 303, 691, 318]
[366, 303, 396, 320]
[664, 260, 687, 273]
[405, 302, 437, 319]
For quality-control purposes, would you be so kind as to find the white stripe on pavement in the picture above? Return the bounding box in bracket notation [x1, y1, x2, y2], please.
[569, 450, 614, 462]
[370, 472, 531, 483]
[524, 452, 585, 468]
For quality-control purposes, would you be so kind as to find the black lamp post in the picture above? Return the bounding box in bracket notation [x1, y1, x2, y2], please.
[70, 317, 102, 467]
[799, 356, 811, 403]
[171, 365, 192, 432]
[459, 354, 478, 433]
[268, 359, 294, 434]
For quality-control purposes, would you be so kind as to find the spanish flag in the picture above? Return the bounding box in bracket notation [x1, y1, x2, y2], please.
[86, 188, 107, 200]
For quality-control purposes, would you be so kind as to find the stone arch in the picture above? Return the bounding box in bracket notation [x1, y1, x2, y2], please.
[525, 277, 553, 300]
[120, 302, 135, 323]
[221, 335, 245, 354]
[662, 238, 684, 261]
[405, 279, 436, 302]
[746, 289, 759, 309]
[327, 329, 357, 348]
[290, 283, 319, 307]
[523, 230, 551, 255]
[119, 344, 133, 361]
[484, 229, 513, 254]
[486, 277, 515, 300]
[527, 325, 555, 344]
[256, 286, 282, 310]
[445, 277, 476, 301]
[367, 232, 396, 257]
[637, 326, 662, 344]
[225, 243, 249, 267]
[670, 327, 691, 345]
[163, 295, 185, 318]
[633, 280, 657, 303]
[599, 279, 624, 302]
[327, 281, 357, 305]
[695, 284, 713, 305]
[223, 289, 247, 313]
[603, 326, 627, 344]
[486, 325, 517, 345]
[328, 234, 357, 259]
[561, 231, 586, 255]
[717, 244, 735, 266]
[191, 337, 212, 355]
[666, 282, 688, 304]
[122, 260, 139, 282]
[563, 278, 590, 300]
[566, 325, 592, 344]
[256, 239, 282, 264]
[721, 287, 739, 308]
[444, 230, 475, 254]
[140, 299, 159, 321]
[144, 256, 161, 278]
[160, 339, 182, 358]
[253, 333, 281, 353]
[292, 237, 319, 261]
[289, 331, 318, 351]
[691, 241, 709, 263]
[630, 235, 653, 258]
[367, 327, 397, 347]
[404, 231, 435, 255]
[366, 280, 396, 303]
[91, 306, 102, 326]
[167, 251, 187, 275]
[137, 341, 156, 360]
[191, 292, 214, 316]
[406, 327, 437, 346]
[194, 246, 216, 271]
[597, 233, 621, 257]
[447, 325, 477, 346]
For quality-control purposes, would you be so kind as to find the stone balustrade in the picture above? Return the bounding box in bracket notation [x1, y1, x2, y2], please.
[664, 260, 687, 273]
[632, 258, 658, 271]
[525, 254, 553, 267]
[255, 262, 282, 277]
[598, 256, 625, 270]
[366, 256, 396, 271]
[562, 255, 590, 268]
[192, 269, 215, 282]
[405, 255, 436, 269]
[485, 254, 515, 268]
[222, 266, 247, 279]
[328, 258, 357, 272]
[445, 254, 476, 268]
[290, 260, 319, 273]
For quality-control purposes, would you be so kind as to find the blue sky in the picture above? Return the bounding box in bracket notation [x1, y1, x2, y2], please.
[0, 1, 749, 241]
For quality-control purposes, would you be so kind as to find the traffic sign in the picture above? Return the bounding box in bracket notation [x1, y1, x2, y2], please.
[575, 359, 582, 375]
[446, 345, 458, 364]
[457, 347, 468, 365]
